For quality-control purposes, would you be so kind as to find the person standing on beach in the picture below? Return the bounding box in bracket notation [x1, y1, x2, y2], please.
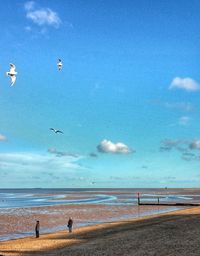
[35, 220, 40, 238]
[67, 217, 73, 233]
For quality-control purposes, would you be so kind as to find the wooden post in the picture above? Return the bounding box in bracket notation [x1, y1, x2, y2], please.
[137, 192, 140, 205]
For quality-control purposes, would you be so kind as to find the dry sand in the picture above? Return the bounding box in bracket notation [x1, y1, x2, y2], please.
[1, 206, 200, 256]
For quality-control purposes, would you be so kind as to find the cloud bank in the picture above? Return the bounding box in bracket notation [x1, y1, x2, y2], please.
[160, 139, 200, 161]
[0, 152, 90, 187]
[97, 139, 132, 154]
[0, 152, 83, 172]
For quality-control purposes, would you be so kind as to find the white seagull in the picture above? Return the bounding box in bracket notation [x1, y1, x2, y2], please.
[50, 128, 64, 134]
[57, 59, 63, 71]
[6, 63, 17, 86]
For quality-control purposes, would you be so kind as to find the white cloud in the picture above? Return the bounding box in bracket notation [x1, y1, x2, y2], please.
[179, 116, 190, 126]
[24, 1, 35, 11]
[97, 139, 132, 154]
[189, 140, 200, 150]
[27, 9, 61, 27]
[169, 77, 200, 91]
[0, 134, 6, 141]
[24, 1, 61, 28]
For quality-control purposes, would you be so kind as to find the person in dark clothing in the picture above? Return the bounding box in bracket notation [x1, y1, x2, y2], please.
[35, 220, 40, 238]
[67, 217, 73, 233]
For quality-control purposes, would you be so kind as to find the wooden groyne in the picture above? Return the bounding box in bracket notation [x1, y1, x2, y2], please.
[138, 202, 200, 207]
[136, 193, 200, 207]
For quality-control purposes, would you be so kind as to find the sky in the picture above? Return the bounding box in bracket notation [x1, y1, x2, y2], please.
[0, 0, 200, 188]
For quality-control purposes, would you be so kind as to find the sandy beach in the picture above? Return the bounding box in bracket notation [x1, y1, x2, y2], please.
[1, 188, 196, 241]
[1, 206, 200, 256]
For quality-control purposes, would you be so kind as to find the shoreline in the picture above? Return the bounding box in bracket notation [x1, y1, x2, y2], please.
[1, 206, 200, 255]
[1, 188, 200, 244]
[0, 205, 186, 242]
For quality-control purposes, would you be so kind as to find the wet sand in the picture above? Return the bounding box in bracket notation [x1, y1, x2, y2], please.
[0, 204, 179, 240]
[1, 206, 200, 256]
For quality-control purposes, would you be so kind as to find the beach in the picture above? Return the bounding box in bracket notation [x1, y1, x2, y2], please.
[1, 0, 200, 254]
[1, 206, 200, 255]
[1, 188, 198, 241]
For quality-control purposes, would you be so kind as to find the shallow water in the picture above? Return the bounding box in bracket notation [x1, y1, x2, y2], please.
[0, 193, 117, 209]
[0, 188, 199, 209]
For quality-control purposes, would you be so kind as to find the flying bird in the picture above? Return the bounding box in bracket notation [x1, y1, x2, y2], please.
[50, 128, 63, 134]
[50, 128, 64, 134]
[57, 59, 63, 71]
[6, 63, 17, 86]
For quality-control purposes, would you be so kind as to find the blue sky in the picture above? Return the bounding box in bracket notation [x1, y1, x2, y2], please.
[0, 0, 200, 188]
